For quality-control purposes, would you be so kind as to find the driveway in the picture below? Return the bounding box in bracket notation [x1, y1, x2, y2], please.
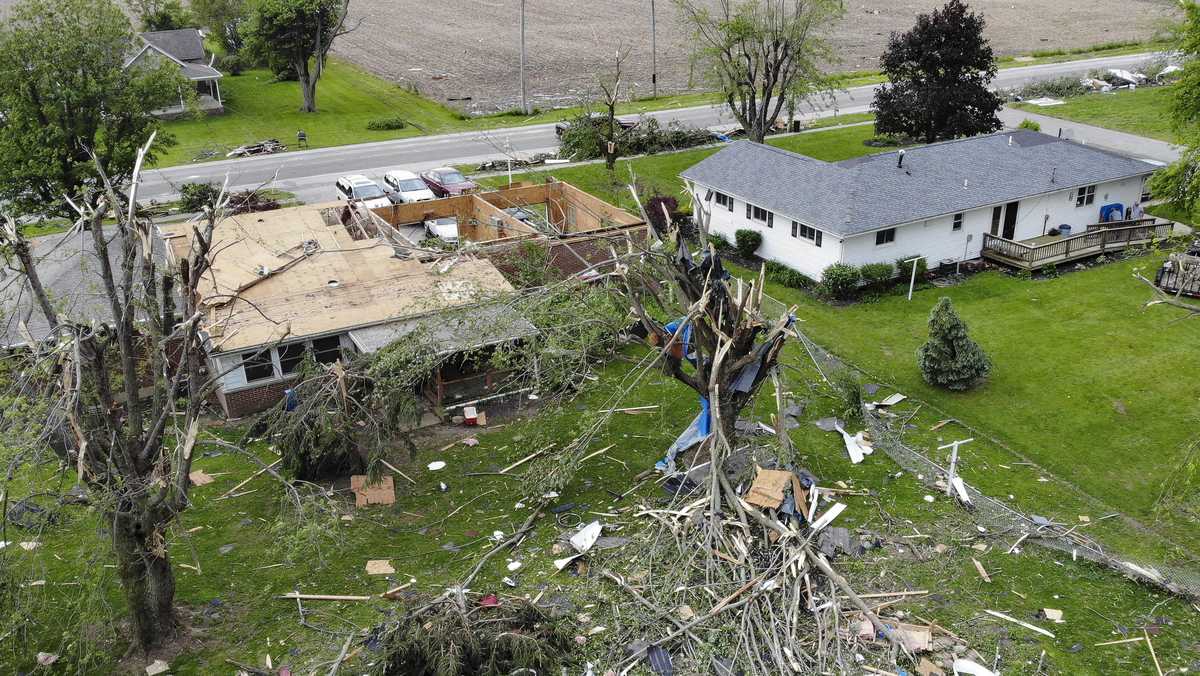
[999, 106, 1182, 165]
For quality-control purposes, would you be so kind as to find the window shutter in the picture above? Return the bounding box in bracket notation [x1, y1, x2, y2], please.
[746, 203, 752, 219]
[815, 231, 822, 247]
[767, 212, 773, 228]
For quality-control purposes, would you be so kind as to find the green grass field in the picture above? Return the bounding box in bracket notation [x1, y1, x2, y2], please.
[1012, 85, 1180, 142]
[154, 38, 1167, 168]
[481, 122, 882, 213]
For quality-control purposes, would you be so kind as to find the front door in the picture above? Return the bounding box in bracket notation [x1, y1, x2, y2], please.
[1002, 201, 1019, 239]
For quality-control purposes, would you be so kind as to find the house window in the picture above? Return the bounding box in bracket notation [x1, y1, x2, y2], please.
[714, 192, 733, 211]
[952, 213, 963, 231]
[747, 205, 772, 227]
[241, 350, 275, 383]
[875, 228, 896, 246]
[1075, 185, 1096, 207]
[990, 205, 1002, 236]
[278, 343, 306, 375]
[793, 221, 822, 247]
[311, 336, 344, 364]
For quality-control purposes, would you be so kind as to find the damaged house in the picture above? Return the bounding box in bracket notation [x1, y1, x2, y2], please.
[158, 179, 645, 418]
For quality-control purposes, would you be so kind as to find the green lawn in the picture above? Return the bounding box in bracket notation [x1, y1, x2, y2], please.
[1012, 85, 1180, 142]
[155, 38, 1167, 167]
[757, 259, 1200, 543]
[482, 122, 883, 213]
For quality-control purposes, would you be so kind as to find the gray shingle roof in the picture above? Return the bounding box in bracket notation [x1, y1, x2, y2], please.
[141, 29, 207, 63]
[680, 130, 1159, 237]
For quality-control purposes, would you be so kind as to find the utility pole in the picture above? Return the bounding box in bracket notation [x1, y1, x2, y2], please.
[520, 0, 529, 114]
[651, 0, 658, 99]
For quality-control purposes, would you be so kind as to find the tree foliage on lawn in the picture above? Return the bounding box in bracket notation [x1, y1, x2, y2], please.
[243, 0, 353, 112]
[1149, 1, 1200, 221]
[917, 297, 991, 391]
[872, 0, 1002, 144]
[675, 0, 843, 143]
[0, 0, 183, 218]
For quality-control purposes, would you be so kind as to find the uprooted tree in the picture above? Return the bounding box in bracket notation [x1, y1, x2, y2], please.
[0, 138, 234, 652]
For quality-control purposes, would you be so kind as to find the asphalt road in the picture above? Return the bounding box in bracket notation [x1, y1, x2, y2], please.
[140, 52, 1162, 206]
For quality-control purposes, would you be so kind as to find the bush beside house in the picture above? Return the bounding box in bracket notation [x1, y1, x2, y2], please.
[734, 229, 763, 259]
[819, 263, 861, 300]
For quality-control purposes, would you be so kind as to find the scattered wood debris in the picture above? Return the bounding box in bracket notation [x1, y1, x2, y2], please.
[350, 475, 395, 508]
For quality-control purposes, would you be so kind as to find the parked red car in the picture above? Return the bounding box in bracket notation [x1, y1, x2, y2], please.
[420, 167, 478, 197]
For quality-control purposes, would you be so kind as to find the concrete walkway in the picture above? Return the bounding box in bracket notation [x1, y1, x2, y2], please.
[999, 106, 1182, 165]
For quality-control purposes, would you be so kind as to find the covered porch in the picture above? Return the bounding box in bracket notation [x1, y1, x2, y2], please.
[981, 218, 1174, 270]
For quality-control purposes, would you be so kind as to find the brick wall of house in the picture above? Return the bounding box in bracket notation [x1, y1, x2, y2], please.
[220, 380, 292, 419]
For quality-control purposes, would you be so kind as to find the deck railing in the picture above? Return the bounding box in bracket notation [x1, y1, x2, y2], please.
[982, 219, 1172, 268]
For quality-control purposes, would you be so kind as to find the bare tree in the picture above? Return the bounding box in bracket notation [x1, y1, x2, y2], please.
[0, 135, 232, 652]
[675, 0, 842, 143]
[597, 47, 632, 171]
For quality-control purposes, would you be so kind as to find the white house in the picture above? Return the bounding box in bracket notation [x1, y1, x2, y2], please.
[680, 130, 1159, 280]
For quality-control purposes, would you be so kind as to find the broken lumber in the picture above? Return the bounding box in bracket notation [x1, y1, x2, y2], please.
[218, 459, 282, 499]
[1094, 636, 1145, 647]
[499, 444, 553, 474]
[983, 609, 1055, 638]
[378, 459, 416, 485]
[277, 593, 372, 602]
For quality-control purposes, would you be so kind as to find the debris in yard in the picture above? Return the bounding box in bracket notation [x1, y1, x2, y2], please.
[831, 420, 872, 464]
[500, 444, 553, 474]
[189, 470, 214, 486]
[972, 558, 992, 583]
[744, 467, 794, 509]
[814, 416, 839, 432]
[930, 419, 954, 431]
[983, 609, 1055, 638]
[570, 521, 603, 554]
[218, 459, 282, 499]
[890, 623, 932, 652]
[378, 459, 417, 484]
[35, 653, 58, 666]
[145, 659, 170, 676]
[817, 527, 865, 558]
[809, 502, 846, 531]
[917, 657, 945, 676]
[923, 495, 935, 503]
[1040, 608, 1064, 623]
[427, 461, 447, 471]
[277, 593, 373, 601]
[951, 659, 998, 676]
[479, 593, 500, 607]
[506, 561, 522, 572]
[645, 644, 673, 674]
[350, 475, 395, 508]
[867, 393, 907, 408]
[218, 544, 235, 555]
[366, 560, 395, 575]
[461, 437, 479, 447]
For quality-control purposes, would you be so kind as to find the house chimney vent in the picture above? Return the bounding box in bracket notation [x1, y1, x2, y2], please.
[1008, 135, 1014, 147]
[897, 150, 906, 168]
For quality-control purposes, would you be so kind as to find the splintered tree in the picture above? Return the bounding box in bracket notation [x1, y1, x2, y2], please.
[0, 138, 231, 652]
[676, 0, 842, 143]
[917, 296, 991, 390]
[597, 47, 631, 171]
[872, 0, 1002, 143]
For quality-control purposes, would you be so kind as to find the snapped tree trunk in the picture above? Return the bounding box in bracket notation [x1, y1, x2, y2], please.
[114, 512, 178, 651]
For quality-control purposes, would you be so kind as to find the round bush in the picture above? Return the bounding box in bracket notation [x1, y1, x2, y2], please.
[734, 229, 763, 259]
[820, 263, 861, 300]
[860, 262, 896, 288]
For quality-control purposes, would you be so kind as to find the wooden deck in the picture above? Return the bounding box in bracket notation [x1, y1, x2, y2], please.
[981, 219, 1173, 270]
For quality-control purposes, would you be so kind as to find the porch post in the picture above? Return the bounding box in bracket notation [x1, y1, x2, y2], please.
[214, 79, 222, 105]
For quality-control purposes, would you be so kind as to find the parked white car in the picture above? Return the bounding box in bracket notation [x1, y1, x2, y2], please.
[424, 216, 459, 243]
[334, 175, 391, 209]
[382, 169, 436, 204]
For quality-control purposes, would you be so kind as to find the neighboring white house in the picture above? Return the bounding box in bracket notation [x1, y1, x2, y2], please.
[125, 29, 225, 117]
[680, 130, 1158, 280]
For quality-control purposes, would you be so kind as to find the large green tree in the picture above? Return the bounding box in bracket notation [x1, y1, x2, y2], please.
[0, 0, 182, 218]
[244, 0, 354, 112]
[676, 0, 843, 143]
[1149, 1, 1200, 221]
[872, 0, 1002, 143]
[916, 297, 991, 391]
[193, 0, 249, 55]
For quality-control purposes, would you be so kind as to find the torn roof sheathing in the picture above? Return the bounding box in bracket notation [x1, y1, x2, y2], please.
[159, 202, 517, 355]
